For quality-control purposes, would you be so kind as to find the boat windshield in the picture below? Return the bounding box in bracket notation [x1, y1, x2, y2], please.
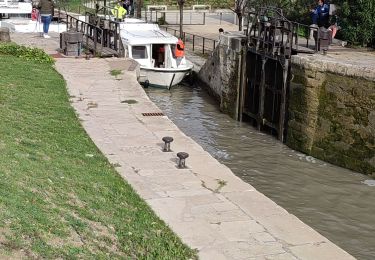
[132, 46, 148, 59]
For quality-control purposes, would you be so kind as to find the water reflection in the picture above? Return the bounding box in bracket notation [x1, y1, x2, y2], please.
[145, 84, 375, 260]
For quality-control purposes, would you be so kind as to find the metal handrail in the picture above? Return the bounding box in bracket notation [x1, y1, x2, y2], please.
[66, 14, 102, 56]
[160, 25, 217, 56]
[290, 22, 319, 53]
[247, 8, 319, 55]
[144, 10, 206, 25]
[66, 14, 124, 57]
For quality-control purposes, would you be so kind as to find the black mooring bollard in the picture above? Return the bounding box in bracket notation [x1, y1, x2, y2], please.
[162, 136, 173, 152]
[177, 152, 189, 168]
[85, 50, 91, 60]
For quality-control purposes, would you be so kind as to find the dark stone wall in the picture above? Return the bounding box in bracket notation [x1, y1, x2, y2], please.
[287, 67, 375, 175]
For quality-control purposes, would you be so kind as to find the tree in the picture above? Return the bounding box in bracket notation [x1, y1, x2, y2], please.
[233, 0, 246, 31]
[177, 0, 185, 39]
[136, 0, 143, 19]
[246, 0, 292, 11]
[339, 0, 375, 46]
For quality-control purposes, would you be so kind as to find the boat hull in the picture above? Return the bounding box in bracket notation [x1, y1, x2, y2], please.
[139, 66, 193, 89]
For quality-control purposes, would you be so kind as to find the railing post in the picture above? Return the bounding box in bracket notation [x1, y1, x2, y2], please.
[183, 32, 186, 43]
[203, 37, 205, 54]
[316, 27, 320, 52]
[86, 25, 89, 53]
[100, 29, 103, 53]
[193, 34, 195, 51]
[295, 23, 299, 45]
[93, 28, 97, 57]
[114, 23, 118, 51]
[203, 12, 206, 25]
[213, 40, 216, 51]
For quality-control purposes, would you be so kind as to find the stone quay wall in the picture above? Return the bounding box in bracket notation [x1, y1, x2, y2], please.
[288, 55, 375, 175]
[197, 38, 242, 119]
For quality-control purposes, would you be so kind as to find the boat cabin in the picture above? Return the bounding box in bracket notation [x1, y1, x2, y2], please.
[120, 21, 186, 69]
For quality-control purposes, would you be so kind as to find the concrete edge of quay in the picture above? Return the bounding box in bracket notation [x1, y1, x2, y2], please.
[292, 53, 375, 82]
[52, 55, 356, 260]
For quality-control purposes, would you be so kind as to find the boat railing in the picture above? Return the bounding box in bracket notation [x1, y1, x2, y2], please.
[160, 25, 217, 57]
[66, 14, 124, 57]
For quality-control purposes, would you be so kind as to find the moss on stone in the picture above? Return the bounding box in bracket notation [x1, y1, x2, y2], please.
[289, 85, 309, 114]
[220, 56, 240, 118]
[292, 73, 306, 85]
[311, 73, 375, 175]
[288, 66, 375, 175]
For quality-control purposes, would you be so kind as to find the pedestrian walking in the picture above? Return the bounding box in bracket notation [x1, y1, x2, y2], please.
[37, 0, 54, 38]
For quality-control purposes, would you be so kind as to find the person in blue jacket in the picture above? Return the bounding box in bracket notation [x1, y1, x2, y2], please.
[310, 0, 330, 27]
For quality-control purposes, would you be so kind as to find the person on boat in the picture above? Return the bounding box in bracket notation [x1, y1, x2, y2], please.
[157, 45, 165, 67]
[310, 0, 330, 28]
[175, 39, 185, 66]
[112, 1, 127, 21]
[175, 39, 185, 57]
[36, 0, 54, 38]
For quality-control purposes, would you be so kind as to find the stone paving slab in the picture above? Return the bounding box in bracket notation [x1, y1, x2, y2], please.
[52, 57, 355, 260]
[292, 52, 375, 82]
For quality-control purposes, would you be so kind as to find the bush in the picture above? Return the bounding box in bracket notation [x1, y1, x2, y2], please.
[0, 43, 54, 64]
[245, 0, 375, 46]
[338, 0, 375, 46]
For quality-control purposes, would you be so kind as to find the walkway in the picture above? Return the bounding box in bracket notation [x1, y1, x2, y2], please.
[11, 32, 355, 259]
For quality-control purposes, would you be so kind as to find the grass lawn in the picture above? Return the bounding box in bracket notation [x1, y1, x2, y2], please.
[0, 55, 196, 259]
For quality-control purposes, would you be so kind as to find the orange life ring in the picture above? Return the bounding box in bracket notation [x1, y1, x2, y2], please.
[175, 39, 185, 58]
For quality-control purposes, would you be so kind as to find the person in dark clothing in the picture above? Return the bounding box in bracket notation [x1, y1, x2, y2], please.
[122, 0, 130, 14]
[310, 0, 330, 27]
[37, 0, 54, 38]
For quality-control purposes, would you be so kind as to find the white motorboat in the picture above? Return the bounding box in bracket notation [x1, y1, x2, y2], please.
[119, 19, 193, 89]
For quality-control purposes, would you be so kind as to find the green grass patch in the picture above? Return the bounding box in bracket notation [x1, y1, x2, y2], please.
[110, 69, 122, 77]
[0, 43, 54, 64]
[0, 55, 197, 259]
[109, 69, 123, 80]
[121, 99, 138, 104]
